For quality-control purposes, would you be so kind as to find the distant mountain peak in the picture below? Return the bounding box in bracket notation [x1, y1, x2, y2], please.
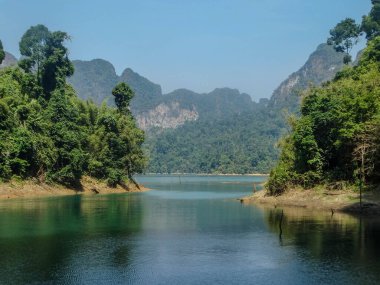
[0, 51, 17, 68]
[269, 43, 345, 111]
[209, 87, 241, 95]
[165, 88, 199, 96]
[68, 60, 162, 110]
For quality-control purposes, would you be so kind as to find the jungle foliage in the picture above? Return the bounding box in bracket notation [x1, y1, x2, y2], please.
[268, 38, 380, 195]
[145, 106, 284, 174]
[0, 25, 146, 187]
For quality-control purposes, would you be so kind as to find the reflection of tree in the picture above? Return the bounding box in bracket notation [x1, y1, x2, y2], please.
[263, 206, 380, 279]
[0, 194, 143, 283]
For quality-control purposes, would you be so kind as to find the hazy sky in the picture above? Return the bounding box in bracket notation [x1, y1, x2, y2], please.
[0, 0, 372, 100]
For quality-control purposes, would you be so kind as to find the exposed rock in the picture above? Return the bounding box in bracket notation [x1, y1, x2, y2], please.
[0, 51, 17, 68]
[137, 102, 198, 130]
[269, 44, 345, 111]
[69, 60, 258, 130]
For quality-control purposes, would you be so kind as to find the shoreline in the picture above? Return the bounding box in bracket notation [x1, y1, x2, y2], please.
[0, 176, 149, 200]
[241, 188, 380, 216]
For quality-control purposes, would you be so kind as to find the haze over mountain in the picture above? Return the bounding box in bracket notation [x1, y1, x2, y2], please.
[144, 43, 350, 173]
[66, 43, 351, 173]
[0, 51, 17, 69]
[1, 43, 350, 173]
[66, 43, 345, 130]
[269, 43, 345, 112]
[67, 60, 260, 130]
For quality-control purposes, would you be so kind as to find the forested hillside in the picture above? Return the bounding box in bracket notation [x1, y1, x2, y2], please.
[145, 102, 281, 174]
[68, 60, 162, 113]
[66, 42, 346, 174]
[268, 1, 380, 194]
[0, 25, 145, 187]
[269, 44, 345, 112]
[68, 60, 258, 128]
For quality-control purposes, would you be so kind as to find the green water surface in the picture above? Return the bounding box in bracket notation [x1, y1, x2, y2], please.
[0, 175, 379, 284]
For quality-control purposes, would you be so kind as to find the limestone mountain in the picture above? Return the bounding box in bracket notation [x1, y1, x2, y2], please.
[68, 59, 117, 105]
[0, 51, 17, 68]
[119, 68, 162, 112]
[144, 43, 350, 174]
[68, 59, 259, 130]
[269, 43, 345, 112]
[0, 43, 353, 174]
[136, 87, 260, 130]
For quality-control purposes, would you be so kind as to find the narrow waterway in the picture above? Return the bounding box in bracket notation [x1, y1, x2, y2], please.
[0, 175, 379, 284]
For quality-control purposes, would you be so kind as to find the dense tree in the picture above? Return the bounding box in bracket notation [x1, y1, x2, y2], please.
[361, 0, 380, 40]
[268, 35, 380, 195]
[327, 18, 361, 64]
[112, 82, 134, 112]
[145, 107, 283, 174]
[41, 31, 74, 95]
[0, 40, 4, 64]
[0, 26, 146, 187]
[88, 100, 146, 187]
[19, 25, 49, 79]
[18, 25, 74, 98]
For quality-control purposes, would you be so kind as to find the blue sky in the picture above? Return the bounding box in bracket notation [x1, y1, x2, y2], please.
[0, 0, 372, 100]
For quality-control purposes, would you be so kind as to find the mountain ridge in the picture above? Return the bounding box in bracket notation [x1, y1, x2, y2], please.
[269, 43, 346, 112]
[0, 51, 17, 68]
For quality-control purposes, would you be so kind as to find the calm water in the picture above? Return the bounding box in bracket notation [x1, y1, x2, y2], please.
[0, 175, 379, 284]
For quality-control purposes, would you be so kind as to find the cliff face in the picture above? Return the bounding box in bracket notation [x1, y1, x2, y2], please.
[269, 44, 345, 111]
[136, 102, 199, 130]
[69, 59, 257, 130]
[68, 43, 349, 132]
[0, 52, 17, 68]
[135, 87, 252, 130]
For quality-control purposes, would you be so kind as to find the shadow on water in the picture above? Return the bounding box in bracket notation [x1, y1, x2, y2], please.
[0, 194, 144, 284]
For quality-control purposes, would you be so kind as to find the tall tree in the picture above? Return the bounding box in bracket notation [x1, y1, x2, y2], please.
[19, 25, 49, 80]
[0, 40, 5, 64]
[18, 25, 73, 97]
[41, 31, 74, 95]
[112, 82, 134, 112]
[361, 0, 380, 40]
[327, 18, 361, 64]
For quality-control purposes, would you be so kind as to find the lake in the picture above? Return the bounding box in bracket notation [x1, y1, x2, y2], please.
[0, 175, 379, 284]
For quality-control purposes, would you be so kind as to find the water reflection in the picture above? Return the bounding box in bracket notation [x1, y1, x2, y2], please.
[262, 205, 380, 282]
[0, 194, 144, 284]
[0, 175, 379, 285]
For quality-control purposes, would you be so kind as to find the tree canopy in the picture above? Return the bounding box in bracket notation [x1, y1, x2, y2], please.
[362, 0, 380, 40]
[0, 26, 146, 187]
[19, 25, 74, 98]
[327, 18, 361, 64]
[268, 36, 380, 195]
[112, 82, 134, 112]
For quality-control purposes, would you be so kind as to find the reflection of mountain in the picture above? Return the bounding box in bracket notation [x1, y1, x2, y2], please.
[0, 195, 144, 284]
[263, 206, 380, 280]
